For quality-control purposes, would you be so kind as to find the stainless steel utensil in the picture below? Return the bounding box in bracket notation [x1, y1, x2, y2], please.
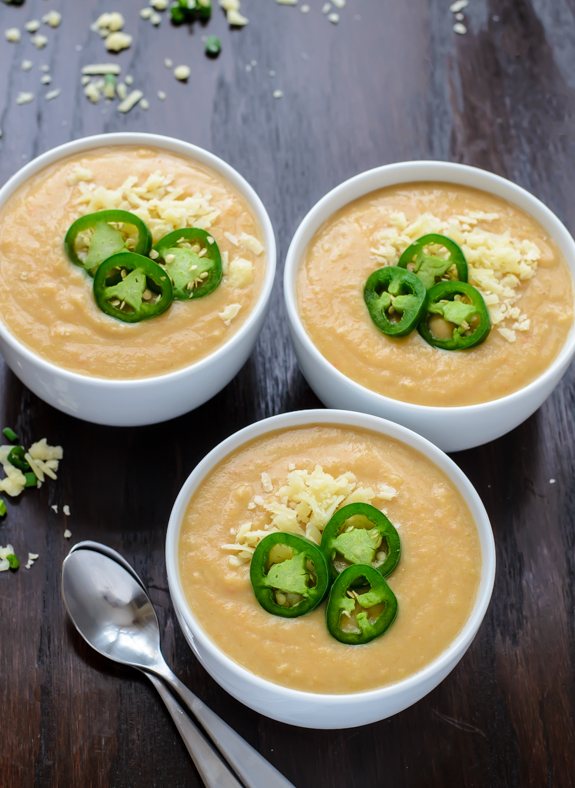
[62, 543, 294, 788]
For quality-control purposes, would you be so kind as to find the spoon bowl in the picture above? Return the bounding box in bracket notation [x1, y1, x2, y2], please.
[62, 549, 162, 670]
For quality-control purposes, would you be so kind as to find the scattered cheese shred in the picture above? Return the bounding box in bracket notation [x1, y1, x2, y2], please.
[261, 472, 273, 492]
[5, 28, 21, 42]
[16, 92, 34, 105]
[43, 11, 62, 28]
[67, 167, 94, 186]
[227, 257, 254, 287]
[106, 31, 132, 52]
[219, 303, 241, 325]
[240, 233, 264, 256]
[219, 0, 248, 25]
[371, 210, 541, 341]
[223, 465, 398, 566]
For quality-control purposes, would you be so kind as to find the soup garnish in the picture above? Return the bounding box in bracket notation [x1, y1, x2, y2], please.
[363, 266, 426, 337]
[321, 502, 401, 582]
[418, 281, 491, 351]
[397, 233, 468, 290]
[249, 532, 330, 618]
[326, 563, 398, 645]
[64, 209, 153, 275]
[64, 209, 225, 323]
[364, 234, 491, 350]
[151, 227, 222, 300]
[93, 252, 173, 323]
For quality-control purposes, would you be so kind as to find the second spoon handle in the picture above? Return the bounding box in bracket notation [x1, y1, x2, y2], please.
[146, 672, 243, 788]
[158, 667, 295, 788]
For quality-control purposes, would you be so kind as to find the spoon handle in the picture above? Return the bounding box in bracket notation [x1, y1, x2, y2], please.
[159, 669, 295, 788]
[146, 672, 243, 788]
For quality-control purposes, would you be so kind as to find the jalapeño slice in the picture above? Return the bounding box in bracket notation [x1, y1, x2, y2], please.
[64, 210, 153, 276]
[326, 564, 398, 645]
[152, 228, 222, 300]
[93, 252, 173, 323]
[250, 532, 330, 618]
[418, 280, 491, 351]
[7, 446, 30, 472]
[364, 266, 426, 337]
[321, 503, 401, 583]
[398, 233, 468, 290]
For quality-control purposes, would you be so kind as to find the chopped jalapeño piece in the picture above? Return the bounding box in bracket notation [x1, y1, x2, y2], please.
[205, 35, 221, 56]
[152, 228, 222, 300]
[250, 532, 330, 618]
[2, 428, 18, 442]
[93, 252, 173, 323]
[7, 553, 19, 570]
[398, 233, 468, 290]
[64, 210, 153, 277]
[8, 446, 30, 472]
[418, 280, 491, 351]
[326, 563, 398, 645]
[321, 502, 401, 583]
[24, 472, 37, 488]
[364, 266, 426, 337]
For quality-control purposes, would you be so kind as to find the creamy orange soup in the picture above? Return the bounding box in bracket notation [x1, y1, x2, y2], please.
[179, 425, 482, 694]
[298, 183, 573, 407]
[0, 146, 266, 379]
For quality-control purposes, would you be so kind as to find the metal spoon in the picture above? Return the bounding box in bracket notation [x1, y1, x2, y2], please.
[62, 544, 295, 788]
[66, 542, 242, 788]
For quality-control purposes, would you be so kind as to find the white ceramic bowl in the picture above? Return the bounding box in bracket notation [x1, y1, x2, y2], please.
[166, 409, 496, 729]
[0, 133, 276, 426]
[284, 162, 575, 452]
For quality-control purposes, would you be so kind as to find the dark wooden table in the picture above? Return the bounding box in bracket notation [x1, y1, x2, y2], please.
[1, 0, 575, 785]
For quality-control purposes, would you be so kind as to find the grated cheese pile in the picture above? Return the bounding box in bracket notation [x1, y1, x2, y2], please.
[0, 438, 63, 497]
[222, 465, 397, 567]
[371, 210, 541, 343]
[71, 169, 221, 244]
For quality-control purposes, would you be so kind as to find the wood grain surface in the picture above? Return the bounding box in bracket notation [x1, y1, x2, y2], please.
[1, 0, 575, 786]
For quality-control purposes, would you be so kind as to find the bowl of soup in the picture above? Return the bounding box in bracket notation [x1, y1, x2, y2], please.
[166, 409, 495, 729]
[0, 133, 276, 425]
[284, 162, 575, 451]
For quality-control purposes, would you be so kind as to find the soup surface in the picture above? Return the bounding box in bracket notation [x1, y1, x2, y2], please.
[297, 183, 573, 406]
[179, 425, 482, 694]
[0, 146, 266, 379]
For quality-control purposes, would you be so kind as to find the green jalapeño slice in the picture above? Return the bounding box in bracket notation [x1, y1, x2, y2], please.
[321, 503, 401, 583]
[326, 564, 398, 645]
[152, 228, 222, 300]
[418, 280, 491, 351]
[398, 233, 468, 290]
[364, 266, 426, 337]
[64, 210, 153, 276]
[93, 252, 173, 323]
[250, 532, 330, 618]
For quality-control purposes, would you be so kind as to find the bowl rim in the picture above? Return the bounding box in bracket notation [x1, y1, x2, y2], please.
[0, 132, 276, 387]
[166, 408, 496, 705]
[283, 159, 575, 414]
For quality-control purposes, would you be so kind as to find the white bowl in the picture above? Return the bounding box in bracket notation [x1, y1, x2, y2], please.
[0, 133, 276, 426]
[283, 162, 575, 452]
[166, 409, 496, 729]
